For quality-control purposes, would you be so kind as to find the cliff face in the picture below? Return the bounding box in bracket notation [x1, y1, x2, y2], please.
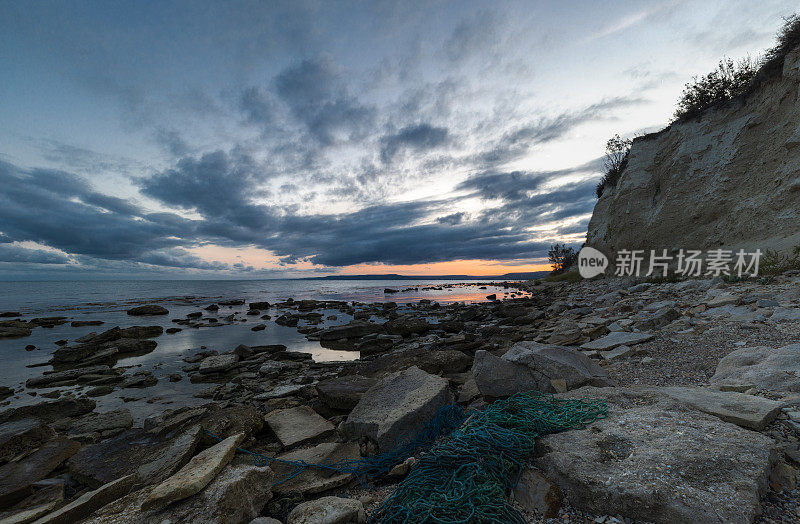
[587, 46, 800, 258]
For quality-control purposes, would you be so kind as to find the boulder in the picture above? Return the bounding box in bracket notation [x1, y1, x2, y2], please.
[580, 331, 653, 350]
[120, 371, 157, 389]
[26, 366, 113, 388]
[659, 386, 783, 430]
[119, 326, 163, 338]
[0, 399, 95, 425]
[85, 464, 273, 524]
[345, 366, 452, 451]
[318, 322, 382, 341]
[546, 324, 584, 346]
[511, 466, 563, 518]
[0, 437, 80, 508]
[264, 406, 334, 449]
[199, 354, 239, 374]
[126, 305, 169, 316]
[472, 342, 613, 397]
[287, 496, 366, 524]
[533, 386, 778, 524]
[316, 375, 377, 410]
[141, 432, 244, 511]
[383, 315, 432, 336]
[0, 419, 55, 463]
[271, 442, 360, 496]
[710, 344, 800, 392]
[65, 409, 133, 440]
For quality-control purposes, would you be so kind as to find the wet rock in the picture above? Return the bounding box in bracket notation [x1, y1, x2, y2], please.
[199, 404, 264, 444]
[383, 315, 432, 336]
[264, 406, 335, 449]
[0, 321, 32, 338]
[251, 324, 266, 331]
[534, 386, 778, 524]
[120, 325, 163, 338]
[70, 320, 104, 327]
[0, 437, 80, 508]
[271, 442, 360, 496]
[26, 366, 114, 388]
[65, 409, 133, 440]
[710, 343, 800, 392]
[0, 312, 20, 318]
[121, 371, 157, 389]
[356, 348, 472, 378]
[0, 387, 12, 401]
[69, 426, 202, 488]
[0, 398, 96, 425]
[580, 331, 654, 351]
[473, 342, 613, 397]
[127, 305, 169, 316]
[287, 496, 366, 524]
[318, 321, 382, 341]
[345, 366, 452, 451]
[32, 474, 136, 524]
[199, 354, 239, 374]
[249, 301, 271, 310]
[259, 360, 303, 379]
[0, 419, 55, 463]
[141, 432, 244, 511]
[316, 375, 377, 411]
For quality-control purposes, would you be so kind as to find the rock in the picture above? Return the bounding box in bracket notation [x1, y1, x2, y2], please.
[634, 307, 680, 331]
[658, 386, 783, 430]
[0, 484, 63, 523]
[601, 344, 634, 361]
[249, 301, 271, 310]
[0, 437, 80, 508]
[770, 307, 800, 321]
[0, 419, 56, 463]
[705, 293, 739, 308]
[710, 344, 800, 392]
[250, 519, 282, 524]
[165, 327, 182, 334]
[26, 365, 113, 388]
[472, 342, 613, 397]
[287, 496, 366, 524]
[199, 405, 264, 444]
[546, 324, 584, 346]
[141, 432, 244, 511]
[345, 366, 452, 451]
[0, 387, 13, 401]
[120, 325, 163, 338]
[355, 348, 472, 378]
[580, 331, 653, 351]
[199, 354, 240, 374]
[0, 312, 20, 318]
[383, 315, 432, 336]
[69, 426, 201, 488]
[271, 442, 360, 496]
[318, 322, 382, 341]
[0, 321, 32, 338]
[65, 409, 133, 439]
[121, 371, 157, 388]
[0, 399, 95, 425]
[86, 464, 273, 524]
[265, 406, 334, 450]
[316, 375, 377, 410]
[251, 324, 266, 331]
[31, 474, 136, 524]
[126, 305, 169, 316]
[511, 466, 563, 518]
[259, 360, 303, 378]
[534, 386, 778, 524]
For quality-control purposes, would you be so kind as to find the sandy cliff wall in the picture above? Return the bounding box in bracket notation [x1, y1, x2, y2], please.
[587, 46, 800, 257]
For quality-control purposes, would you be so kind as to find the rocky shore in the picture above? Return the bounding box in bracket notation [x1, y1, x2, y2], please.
[1, 274, 800, 523]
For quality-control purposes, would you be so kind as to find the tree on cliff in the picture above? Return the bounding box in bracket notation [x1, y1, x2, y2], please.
[673, 57, 759, 121]
[548, 244, 577, 274]
[596, 134, 632, 198]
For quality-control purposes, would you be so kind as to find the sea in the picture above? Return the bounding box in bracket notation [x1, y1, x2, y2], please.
[0, 279, 526, 420]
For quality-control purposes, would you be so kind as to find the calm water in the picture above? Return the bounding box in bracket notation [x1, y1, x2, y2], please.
[0, 279, 525, 420]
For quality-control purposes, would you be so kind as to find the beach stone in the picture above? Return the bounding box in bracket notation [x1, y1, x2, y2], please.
[580, 331, 653, 350]
[0, 484, 64, 523]
[533, 386, 778, 524]
[472, 342, 613, 397]
[86, 464, 273, 524]
[383, 315, 431, 336]
[316, 375, 377, 410]
[250, 519, 282, 524]
[259, 360, 303, 378]
[546, 324, 584, 346]
[0, 321, 32, 338]
[69, 426, 201, 488]
[511, 466, 563, 518]
[659, 386, 783, 430]
[25, 366, 113, 388]
[31, 474, 136, 524]
[272, 442, 360, 496]
[199, 404, 263, 444]
[634, 307, 680, 331]
[0, 437, 80, 508]
[199, 354, 239, 374]
[0, 418, 55, 463]
[710, 344, 800, 392]
[705, 293, 739, 308]
[264, 406, 334, 449]
[141, 432, 244, 511]
[287, 496, 366, 524]
[601, 344, 635, 361]
[66, 409, 133, 437]
[126, 305, 169, 316]
[119, 325, 163, 338]
[318, 321, 382, 341]
[120, 371, 157, 388]
[770, 307, 800, 321]
[345, 366, 452, 451]
[0, 399, 95, 425]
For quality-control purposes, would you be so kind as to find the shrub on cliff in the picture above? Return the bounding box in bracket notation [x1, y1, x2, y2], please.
[595, 134, 632, 198]
[673, 57, 759, 121]
[758, 14, 800, 80]
[548, 243, 577, 274]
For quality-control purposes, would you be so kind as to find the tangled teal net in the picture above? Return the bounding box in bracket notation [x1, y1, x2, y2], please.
[374, 391, 608, 523]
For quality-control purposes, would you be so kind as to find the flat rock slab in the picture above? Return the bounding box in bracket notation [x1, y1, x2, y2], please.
[287, 496, 366, 524]
[66, 409, 133, 438]
[141, 432, 244, 511]
[0, 418, 55, 463]
[534, 386, 778, 524]
[473, 342, 613, 397]
[32, 474, 136, 524]
[199, 354, 239, 374]
[69, 426, 201, 488]
[316, 375, 377, 410]
[0, 437, 80, 508]
[264, 406, 334, 449]
[26, 366, 112, 388]
[272, 442, 361, 496]
[0, 399, 96, 425]
[710, 344, 800, 392]
[580, 331, 653, 350]
[85, 464, 273, 524]
[659, 386, 783, 430]
[345, 366, 452, 451]
[127, 305, 168, 316]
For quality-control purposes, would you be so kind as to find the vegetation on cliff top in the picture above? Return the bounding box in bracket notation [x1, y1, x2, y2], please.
[595, 134, 632, 198]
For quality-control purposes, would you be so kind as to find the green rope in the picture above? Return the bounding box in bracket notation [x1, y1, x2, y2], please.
[374, 391, 607, 523]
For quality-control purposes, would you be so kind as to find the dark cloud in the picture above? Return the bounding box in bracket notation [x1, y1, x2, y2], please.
[153, 127, 191, 157]
[239, 86, 278, 127]
[436, 212, 466, 225]
[0, 244, 70, 264]
[443, 10, 500, 63]
[273, 56, 375, 146]
[380, 123, 449, 163]
[139, 248, 229, 270]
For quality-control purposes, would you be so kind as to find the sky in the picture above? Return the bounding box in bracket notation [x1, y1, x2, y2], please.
[0, 0, 795, 279]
